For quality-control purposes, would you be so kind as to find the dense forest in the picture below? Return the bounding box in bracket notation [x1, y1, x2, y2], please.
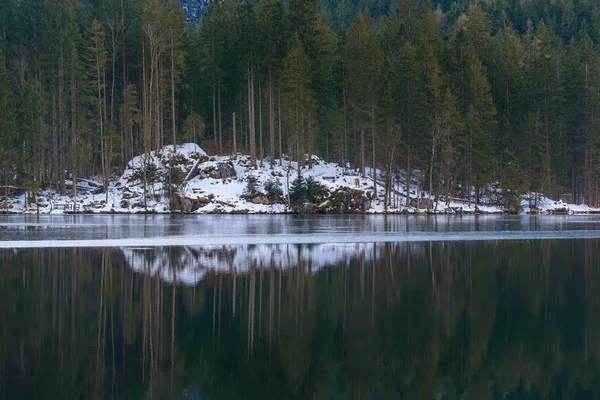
[2, 0, 600, 207]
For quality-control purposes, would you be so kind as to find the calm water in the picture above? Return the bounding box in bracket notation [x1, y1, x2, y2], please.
[1, 216, 600, 398]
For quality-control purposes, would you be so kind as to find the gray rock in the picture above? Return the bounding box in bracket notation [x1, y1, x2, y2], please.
[360, 195, 370, 212]
[182, 199, 193, 213]
[250, 195, 271, 205]
[409, 198, 433, 209]
[208, 162, 237, 179]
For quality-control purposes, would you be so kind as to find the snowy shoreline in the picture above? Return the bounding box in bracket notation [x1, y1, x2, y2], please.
[2, 143, 598, 216]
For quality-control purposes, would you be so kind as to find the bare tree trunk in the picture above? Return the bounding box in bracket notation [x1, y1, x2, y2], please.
[343, 87, 348, 166]
[71, 65, 78, 202]
[233, 112, 237, 154]
[212, 79, 217, 151]
[259, 80, 264, 168]
[371, 102, 377, 196]
[218, 82, 223, 153]
[278, 85, 282, 165]
[171, 32, 177, 153]
[59, 49, 65, 196]
[269, 67, 275, 168]
[248, 67, 257, 167]
[360, 127, 365, 177]
[406, 136, 411, 208]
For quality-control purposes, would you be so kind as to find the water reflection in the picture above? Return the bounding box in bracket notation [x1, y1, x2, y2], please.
[1, 240, 600, 398]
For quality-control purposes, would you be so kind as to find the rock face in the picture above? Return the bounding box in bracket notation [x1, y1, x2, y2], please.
[318, 188, 371, 214]
[410, 198, 433, 210]
[200, 162, 237, 180]
[172, 194, 213, 213]
[250, 195, 270, 205]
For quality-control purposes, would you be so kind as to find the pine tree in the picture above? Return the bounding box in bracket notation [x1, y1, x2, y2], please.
[343, 12, 383, 190]
[279, 34, 317, 173]
[0, 43, 17, 204]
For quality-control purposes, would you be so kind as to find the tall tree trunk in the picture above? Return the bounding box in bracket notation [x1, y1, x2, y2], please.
[406, 135, 411, 208]
[259, 79, 263, 168]
[343, 87, 348, 166]
[218, 81, 223, 153]
[212, 80, 217, 151]
[360, 127, 365, 177]
[59, 49, 65, 196]
[269, 66, 275, 168]
[233, 112, 237, 154]
[371, 101, 377, 196]
[71, 65, 77, 201]
[248, 67, 256, 167]
[278, 85, 282, 165]
[171, 33, 177, 153]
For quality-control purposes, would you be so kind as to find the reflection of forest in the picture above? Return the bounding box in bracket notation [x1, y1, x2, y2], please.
[1, 240, 600, 398]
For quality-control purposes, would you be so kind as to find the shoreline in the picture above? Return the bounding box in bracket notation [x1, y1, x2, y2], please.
[2, 208, 599, 216]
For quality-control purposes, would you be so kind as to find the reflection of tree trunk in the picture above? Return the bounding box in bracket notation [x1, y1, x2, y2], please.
[171, 268, 176, 398]
[213, 273, 217, 348]
[372, 243, 376, 329]
[109, 265, 116, 396]
[360, 249, 365, 300]
[218, 275, 222, 351]
[259, 263, 263, 339]
[342, 257, 347, 355]
[71, 249, 77, 382]
[295, 249, 300, 324]
[430, 242, 435, 307]
[233, 270, 237, 318]
[278, 265, 282, 339]
[248, 266, 256, 357]
[95, 251, 106, 394]
[269, 260, 274, 353]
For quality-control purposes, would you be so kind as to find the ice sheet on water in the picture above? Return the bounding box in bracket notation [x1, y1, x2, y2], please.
[2, 229, 600, 249]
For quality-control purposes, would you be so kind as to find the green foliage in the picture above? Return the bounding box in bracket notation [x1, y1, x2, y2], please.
[132, 162, 159, 185]
[289, 175, 308, 206]
[501, 149, 527, 213]
[183, 112, 205, 144]
[244, 175, 259, 197]
[264, 179, 283, 200]
[289, 175, 327, 207]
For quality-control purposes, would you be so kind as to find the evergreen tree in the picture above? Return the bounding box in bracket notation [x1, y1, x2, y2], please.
[0, 43, 18, 203]
[279, 34, 317, 172]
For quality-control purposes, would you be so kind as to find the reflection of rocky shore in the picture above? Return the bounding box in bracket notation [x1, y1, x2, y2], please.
[121, 243, 395, 285]
[3, 241, 600, 398]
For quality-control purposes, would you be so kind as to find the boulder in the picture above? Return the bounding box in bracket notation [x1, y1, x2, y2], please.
[250, 195, 271, 205]
[409, 198, 433, 209]
[172, 194, 213, 213]
[182, 198, 193, 213]
[207, 162, 237, 179]
[317, 188, 371, 214]
[359, 195, 370, 212]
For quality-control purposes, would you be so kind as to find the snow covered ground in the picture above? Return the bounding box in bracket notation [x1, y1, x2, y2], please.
[2, 143, 598, 215]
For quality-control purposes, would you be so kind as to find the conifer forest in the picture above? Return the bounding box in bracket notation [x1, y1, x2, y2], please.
[2, 0, 600, 206]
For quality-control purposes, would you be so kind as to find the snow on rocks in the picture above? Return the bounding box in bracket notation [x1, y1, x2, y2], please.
[2, 143, 600, 215]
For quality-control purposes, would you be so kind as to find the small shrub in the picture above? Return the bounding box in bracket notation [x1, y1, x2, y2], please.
[264, 180, 283, 201]
[289, 176, 307, 206]
[120, 199, 130, 209]
[306, 176, 327, 203]
[244, 175, 259, 197]
[132, 162, 158, 185]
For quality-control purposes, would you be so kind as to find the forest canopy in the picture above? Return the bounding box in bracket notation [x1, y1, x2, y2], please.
[1, 0, 600, 206]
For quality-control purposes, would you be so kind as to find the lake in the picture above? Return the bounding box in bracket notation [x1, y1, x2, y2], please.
[1, 215, 600, 398]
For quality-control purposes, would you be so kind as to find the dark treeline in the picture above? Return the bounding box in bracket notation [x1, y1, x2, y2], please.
[3, 240, 600, 398]
[3, 0, 600, 207]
